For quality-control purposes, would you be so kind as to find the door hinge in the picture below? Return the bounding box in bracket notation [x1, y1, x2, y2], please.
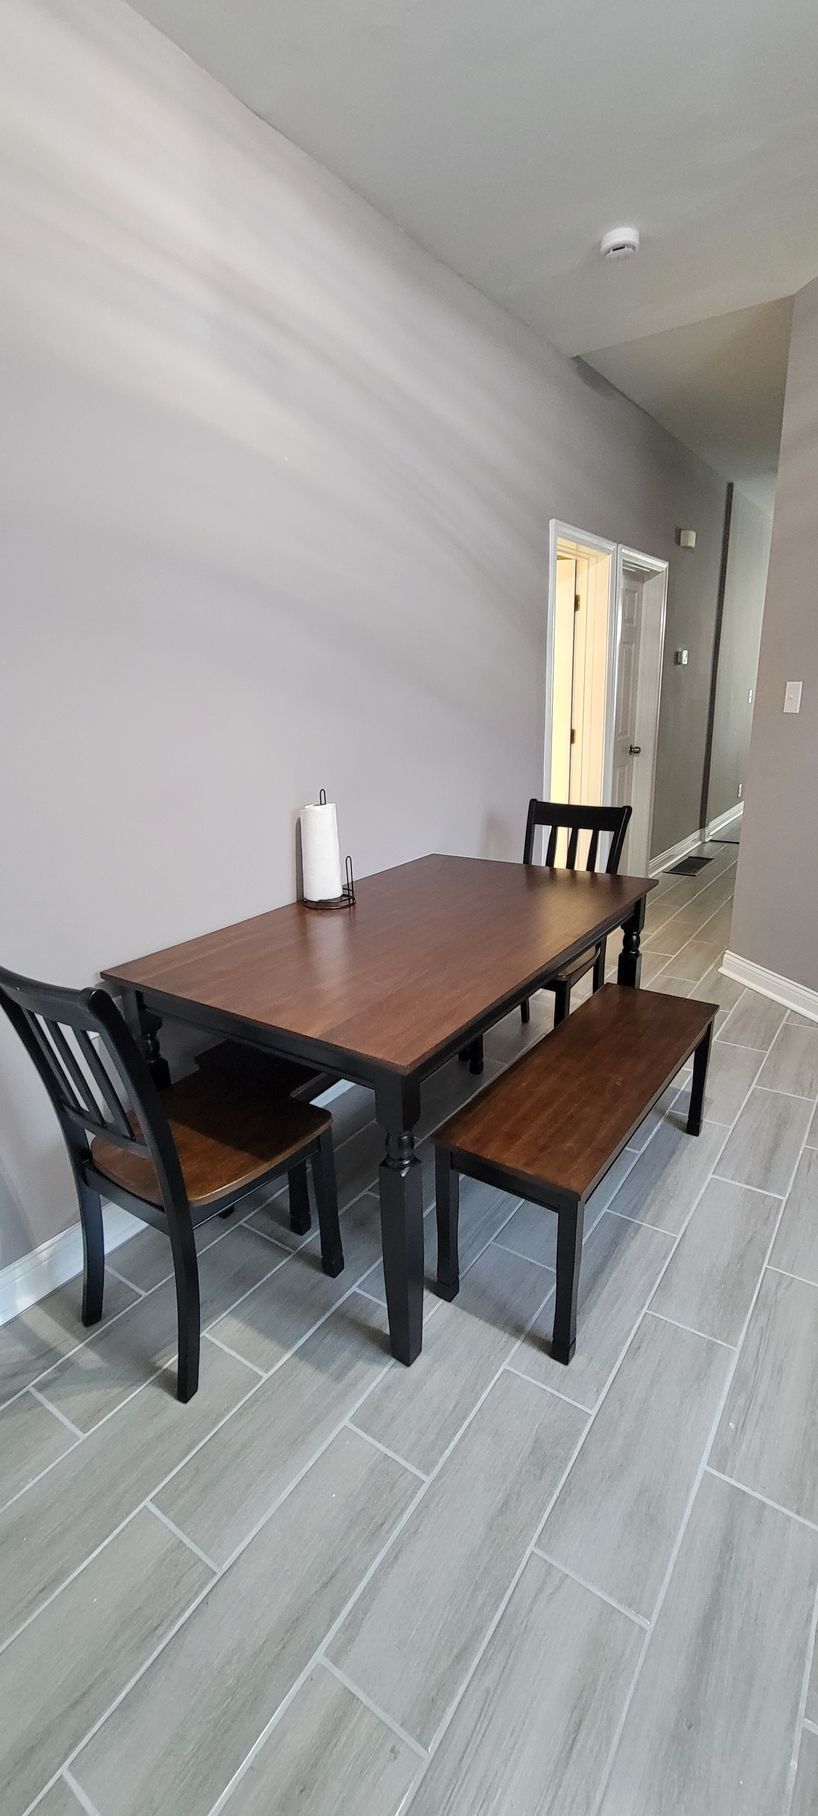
[574, 594, 581, 613]
[570, 728, 577, 745]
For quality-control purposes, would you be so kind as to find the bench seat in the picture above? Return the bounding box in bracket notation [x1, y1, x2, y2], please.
[433, 984, 717, 1364]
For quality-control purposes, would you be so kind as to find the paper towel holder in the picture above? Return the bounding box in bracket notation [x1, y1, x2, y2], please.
[303, 791, 356, 910]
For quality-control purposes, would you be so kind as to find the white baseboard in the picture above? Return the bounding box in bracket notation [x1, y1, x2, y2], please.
[0, 1078, 357, 1330]
[705, 803, 743, 839]
[721, 950, 818, 1023]
[0, 1203, 143, 1328]
[650, 826, 706, 876]
[650, 804, 743, 876]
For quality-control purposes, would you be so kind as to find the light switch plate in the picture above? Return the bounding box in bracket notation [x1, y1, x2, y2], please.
[674, 649, 689, 666]
[784, 680, 803, 714]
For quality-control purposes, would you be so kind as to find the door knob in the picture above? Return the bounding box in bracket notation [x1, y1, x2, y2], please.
[629, 744, 642, 755]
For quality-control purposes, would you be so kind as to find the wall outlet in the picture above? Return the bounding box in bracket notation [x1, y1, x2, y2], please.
[737, 781, 743, 800]
[747, 688, 753, 705]
[784, 680, 803, 714]
[674, 648, 689, 666]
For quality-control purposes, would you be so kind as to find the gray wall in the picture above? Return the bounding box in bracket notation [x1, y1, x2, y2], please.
[0, 0, 728, 1267]
[731, 276, 818, 991]
[706, 488, 773, 826]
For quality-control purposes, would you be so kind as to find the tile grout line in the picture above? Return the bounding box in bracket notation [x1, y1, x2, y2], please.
[588, 1077, 812, 1816]
[26, 1383, 86, 1439]
[531, 1544, 650, 1629]
[201, 1330, 267, 1377]
[104, 1262, 147, 1296]
[346, 1422, 428, 1482]
[394, 997, 749, 1785]
[145, 1498, 220, 1571]
[61, 1768, 103, 1816]
[766, 1263, 818, 1289]
[704, 1467, 818, 1535]
[51, 1349, 411, 1810]
[1, 1132, 533, 1663]
[783, 1579, 818, 1816]
[646, 1307, 737, 1351]
[319, 1658, 430, 1759]
[711, 1172, 785, 1198]
[203, 1265, 569, 1812]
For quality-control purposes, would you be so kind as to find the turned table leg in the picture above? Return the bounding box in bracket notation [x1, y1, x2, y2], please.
[376, 1079, 423, 1365]
[618, 895, 646, 989]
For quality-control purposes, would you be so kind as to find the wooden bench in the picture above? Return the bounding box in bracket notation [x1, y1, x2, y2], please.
[432, 984, 717, 1365]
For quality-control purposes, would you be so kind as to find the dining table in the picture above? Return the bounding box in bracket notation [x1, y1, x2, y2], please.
[102, 853, 656, 1365]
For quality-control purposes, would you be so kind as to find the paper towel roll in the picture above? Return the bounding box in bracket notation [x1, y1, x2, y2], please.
[301, 798, 343, 902]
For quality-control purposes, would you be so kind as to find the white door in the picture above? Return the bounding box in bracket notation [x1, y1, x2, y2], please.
[612, 571, 644, 861]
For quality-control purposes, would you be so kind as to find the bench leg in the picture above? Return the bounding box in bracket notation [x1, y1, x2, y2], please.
[551, 1197, 584, 1366]
[687, 1023, 714, 1137]
[435, 1147, 460, 1300]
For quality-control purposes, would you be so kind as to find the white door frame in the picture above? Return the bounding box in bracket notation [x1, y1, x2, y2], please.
[543, 523, 668, 867]
[543, 520, 618, 800]
[613, 545, 669, 871]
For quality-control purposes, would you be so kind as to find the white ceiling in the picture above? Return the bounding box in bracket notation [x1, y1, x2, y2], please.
[129, 0, 818, 488]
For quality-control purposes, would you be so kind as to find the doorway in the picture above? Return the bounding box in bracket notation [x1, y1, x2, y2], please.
[544, 524, 668, 872]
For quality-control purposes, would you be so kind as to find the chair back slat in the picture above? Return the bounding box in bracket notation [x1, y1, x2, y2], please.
[523, 800, 632, 876]
[74, 1026, 132, 1139]
[44, 1019, 104, 1123]
[0, 965, 182, 1194]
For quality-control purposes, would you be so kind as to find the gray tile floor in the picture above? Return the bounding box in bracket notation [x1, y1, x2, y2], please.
[2, 841, 818, 1815]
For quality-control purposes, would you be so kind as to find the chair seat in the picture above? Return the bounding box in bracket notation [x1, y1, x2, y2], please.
[543, 944, 601, 990]
[91, 1070, 331, 1208]
[196, 1039, 322, 1097]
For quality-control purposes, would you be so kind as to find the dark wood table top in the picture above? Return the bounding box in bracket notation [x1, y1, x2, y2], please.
[103, 854, 655, 1077]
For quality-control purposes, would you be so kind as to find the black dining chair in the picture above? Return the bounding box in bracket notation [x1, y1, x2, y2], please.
[0, 965, 343, 1402]
[520, 799, 632, 1026]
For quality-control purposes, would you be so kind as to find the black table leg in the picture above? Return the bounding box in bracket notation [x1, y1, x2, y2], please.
[376, 1079, 423, 1365]
[617, 894, 646, 988]
[121, 989, 171, 1089]
[687, 1023, 714, 1135]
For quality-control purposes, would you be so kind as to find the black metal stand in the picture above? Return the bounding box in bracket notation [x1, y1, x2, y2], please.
[303, 853, 356, 911]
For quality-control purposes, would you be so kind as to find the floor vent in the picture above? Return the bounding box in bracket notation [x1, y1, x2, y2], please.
[667, 855, 713, 876]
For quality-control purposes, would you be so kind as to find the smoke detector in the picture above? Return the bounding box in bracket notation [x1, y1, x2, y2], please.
[600, 226, 640, 261]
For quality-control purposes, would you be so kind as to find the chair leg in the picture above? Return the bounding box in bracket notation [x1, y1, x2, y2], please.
[435, 1147, 460, 1300]
[78, 1183, 105, 1327]
[553, 980, 571, 1025]
[551, 1197, 584, 1366]
[687, 1023, 713, 1136]
[469, 1036, 484, 1076]
[167, 1207, 200, 1403]
[592, 938, 607, 992]
[312, 1129, 344, 1277]
[521, 998, 531, 1025]
[288, 1160, 312, 1235]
